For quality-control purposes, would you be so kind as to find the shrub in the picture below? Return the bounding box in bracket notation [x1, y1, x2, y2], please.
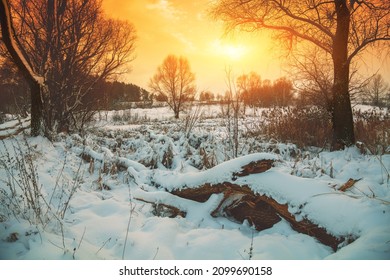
[0, 138, 44, 224]
[354, 109, 390, 154]
[252, 107, 332, 149]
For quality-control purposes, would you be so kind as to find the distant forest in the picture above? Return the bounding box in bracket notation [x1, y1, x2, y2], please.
[0, 65, 152, 114]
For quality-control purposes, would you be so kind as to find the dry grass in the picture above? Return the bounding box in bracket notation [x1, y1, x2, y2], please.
[354, 109, 390, 154]
[247, 106, 389, 153]
[254, 107, 332, 149]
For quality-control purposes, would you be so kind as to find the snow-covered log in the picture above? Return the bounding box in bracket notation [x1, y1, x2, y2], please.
[170, 181, 343, 251]
[77, 146, 345, 250]
[0, 118, 30, 139]
[148, 156, 345, 251]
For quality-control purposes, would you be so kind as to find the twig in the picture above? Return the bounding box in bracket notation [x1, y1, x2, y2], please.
[60, 157, 84, 219]
[311, 192, 390, 204]
[153, 247, 159, 260]
[237, 250, 246, 260]
[96, 237, 111, 255]
[78, 227, 86, 249]
[48, 239, 65, 250]
[122, 185, 135, 260]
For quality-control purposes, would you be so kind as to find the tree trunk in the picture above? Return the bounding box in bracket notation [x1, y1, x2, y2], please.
[0, 0, 44, 137]
[331, 0, 355, 150]
[30, 81, 43, 136]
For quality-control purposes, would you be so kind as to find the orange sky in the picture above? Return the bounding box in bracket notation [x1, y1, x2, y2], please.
[102, 0, 389, 94]
[102, 0, 284, 94]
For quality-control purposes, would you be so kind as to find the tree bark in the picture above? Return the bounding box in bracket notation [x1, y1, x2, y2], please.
[331, 0, 355, 150]
[0, 0, 43, 136]
[30, 82, 43, 136]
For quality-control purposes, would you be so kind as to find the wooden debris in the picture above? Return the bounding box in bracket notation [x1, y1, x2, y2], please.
[232, 159, 274, 179]
[0, 123, 30, 140]
[339, 178, 362, 192]
[135, 198, 186, 218]
[171, 181, 343, 251]
[222, 194, 282, 231]
[6, 232, 19, 242]
[0, 118, 30, 132]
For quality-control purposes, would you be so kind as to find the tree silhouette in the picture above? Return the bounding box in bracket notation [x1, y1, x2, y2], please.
[212, 0, 390, 150]
[363, 74, 388, 107]
[149, 55, 196, 119]
[237, 71, 262, 107]
[6, 0, 136, 134]
[0, 0, 43, 135]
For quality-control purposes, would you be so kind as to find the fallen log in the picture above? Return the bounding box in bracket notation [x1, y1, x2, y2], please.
[0, 119, 31, 140]
[171, 181, 343, 251]
[0, 126, 29, 140]
[0, 117, 30, 132]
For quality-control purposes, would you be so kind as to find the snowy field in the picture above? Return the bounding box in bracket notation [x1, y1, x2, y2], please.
[0, 105, 389, 260]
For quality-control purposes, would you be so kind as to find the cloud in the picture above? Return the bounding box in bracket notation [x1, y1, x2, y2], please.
[171, 33, 196, 52]
[146, 0, 182, 20]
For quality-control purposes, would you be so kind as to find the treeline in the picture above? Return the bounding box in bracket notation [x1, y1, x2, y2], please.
[199, 72, 294, 108]
[239, 76, 294, 107]
[92, 80, 153, 110]
[0, 65, 152, 114]
[0, 59, 29, 115]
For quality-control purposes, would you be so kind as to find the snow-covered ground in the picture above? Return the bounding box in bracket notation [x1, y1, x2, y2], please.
[0, 105, 389, 260]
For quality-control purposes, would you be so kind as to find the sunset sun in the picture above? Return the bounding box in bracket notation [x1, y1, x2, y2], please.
[222, 44, 247, 60]
[211, 39, 248, 61]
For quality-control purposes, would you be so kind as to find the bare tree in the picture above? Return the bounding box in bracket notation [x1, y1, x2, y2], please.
[0, 0, 44, 135]
[237, 71, 262, 108]
[289, 47, 334, 110]
[149, 55, 196, 119]
[362, 74, 388, 107]
[222, 66, 242, 158]
[273, 77, 294, 107]
[199, 90, 215, 103]
[290, 46, 372, 110]
[7, 0, 137, 134]
[211, 0, 390, 150]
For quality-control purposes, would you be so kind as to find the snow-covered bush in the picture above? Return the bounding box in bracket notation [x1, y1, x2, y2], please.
[354, 108, 390, 154]
[0, 137, 45, 225]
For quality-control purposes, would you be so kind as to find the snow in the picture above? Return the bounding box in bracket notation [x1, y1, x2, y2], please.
[0, 106, 389, 260]
[152, 153, 278, 191]
[0, 117, 30, 139]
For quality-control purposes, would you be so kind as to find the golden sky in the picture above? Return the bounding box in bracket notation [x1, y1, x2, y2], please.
[102, 0, 389, 94]
[102, 0, 284, 94]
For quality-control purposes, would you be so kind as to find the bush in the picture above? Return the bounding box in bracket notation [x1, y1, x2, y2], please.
[354, 109, 390, 154]
[246, 106, 389, 154]
[253, 107, 332, 149]
[0, 135, 83, 227]
[0, 138, 45, 225]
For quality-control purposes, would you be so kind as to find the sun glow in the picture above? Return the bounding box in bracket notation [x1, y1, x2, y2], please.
[102, 1, 283, 93]
[211, 39, 248, 61]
